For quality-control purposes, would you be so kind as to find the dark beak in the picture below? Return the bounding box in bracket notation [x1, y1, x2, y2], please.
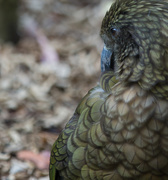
[101, 45, 113, 72]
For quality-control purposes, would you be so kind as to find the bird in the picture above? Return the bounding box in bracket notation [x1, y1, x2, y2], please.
[49, 0, 168, 179]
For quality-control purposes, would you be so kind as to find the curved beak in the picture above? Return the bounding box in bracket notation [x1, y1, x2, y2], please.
[101, 45, 113, 72]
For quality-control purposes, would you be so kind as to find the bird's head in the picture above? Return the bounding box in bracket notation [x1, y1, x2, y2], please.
[100, 0, 168, 90]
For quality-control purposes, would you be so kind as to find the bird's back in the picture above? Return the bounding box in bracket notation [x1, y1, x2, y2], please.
[50, 72, 168, 179]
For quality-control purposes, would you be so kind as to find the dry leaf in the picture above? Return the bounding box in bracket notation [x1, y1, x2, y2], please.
[17, 150, 50, 170]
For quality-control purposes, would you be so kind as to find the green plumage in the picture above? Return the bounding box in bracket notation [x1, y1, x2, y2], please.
[50, 0, 168, 179]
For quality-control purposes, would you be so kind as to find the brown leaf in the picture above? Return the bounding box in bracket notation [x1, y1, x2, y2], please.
[17, 150, 50, 170]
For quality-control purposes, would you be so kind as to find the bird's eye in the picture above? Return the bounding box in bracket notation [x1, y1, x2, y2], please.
[110, 28, 117, 37]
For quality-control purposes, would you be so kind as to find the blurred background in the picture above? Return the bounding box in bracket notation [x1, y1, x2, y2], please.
[0, 0, 112, 179]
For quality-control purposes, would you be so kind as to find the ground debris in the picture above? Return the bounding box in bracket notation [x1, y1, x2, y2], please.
[0, 0, 112, 179]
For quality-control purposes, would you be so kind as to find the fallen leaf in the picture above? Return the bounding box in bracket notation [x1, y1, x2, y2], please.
[17, 150, 50, 170]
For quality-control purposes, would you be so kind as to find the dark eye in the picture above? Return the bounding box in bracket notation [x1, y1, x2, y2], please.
[110, 28, 117, 37]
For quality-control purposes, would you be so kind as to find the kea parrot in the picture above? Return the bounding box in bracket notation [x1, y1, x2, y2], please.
[50, 0, 168, 179]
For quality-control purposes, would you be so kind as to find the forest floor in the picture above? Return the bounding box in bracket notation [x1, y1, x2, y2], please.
[0, 0, 112, 179]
